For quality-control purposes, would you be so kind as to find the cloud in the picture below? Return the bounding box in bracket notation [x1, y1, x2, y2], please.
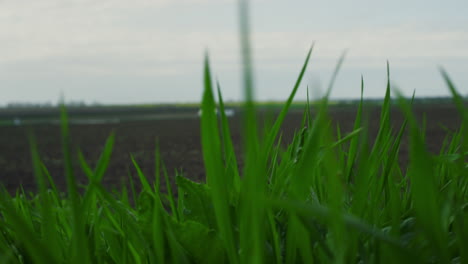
[2, 0, 466, 69]
[0, 0, 467, 105]
[0, 0, 239, 64]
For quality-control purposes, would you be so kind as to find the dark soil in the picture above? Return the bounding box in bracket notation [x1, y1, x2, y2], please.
[0, 104, 462, 195]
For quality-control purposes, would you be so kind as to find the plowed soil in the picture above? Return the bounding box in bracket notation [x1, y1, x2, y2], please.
[0, 104, 462, 195]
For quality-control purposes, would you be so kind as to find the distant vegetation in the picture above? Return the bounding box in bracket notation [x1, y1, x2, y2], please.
[5, 100, 100, 109]
[3, 96, 465, 111]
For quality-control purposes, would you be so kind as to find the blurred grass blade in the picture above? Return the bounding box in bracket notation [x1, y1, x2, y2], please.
[41, 162, 58, 197]
[78, 150, 94, 178]
[162, 162, 179, 221]
[131, 155, 153, 195]
[60, 104, 90, 264]
[395, 90, 449, 262]
[440, 68, 468, 126]
[267, 211, 282, 264]
[269, 198, 419, 261]
[238, 0, 267, 262]
[152, 140, 166, 263]
[28, 134, 60, 261]
[439, 68, 467, 154]
[324, 50, 347, 99]
[0, 193, 59, 263]
[93, 132, 115, 181]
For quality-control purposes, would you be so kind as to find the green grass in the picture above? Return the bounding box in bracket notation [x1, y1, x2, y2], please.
[1, 1, 467, 263]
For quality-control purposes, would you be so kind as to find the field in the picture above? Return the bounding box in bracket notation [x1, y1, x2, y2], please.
[0, 103, 461, 195]
[0, 1, 467, 261]
[1, 74, 467, 263]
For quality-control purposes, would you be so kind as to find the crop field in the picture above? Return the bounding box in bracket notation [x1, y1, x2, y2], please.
[0, 92, 466, 263]
[0, 1, 467, 262]
[0, 104, 462, 195]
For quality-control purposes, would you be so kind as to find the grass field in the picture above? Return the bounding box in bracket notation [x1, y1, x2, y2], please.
[1, 1, 467, 263]
[1, 60, 466, 264]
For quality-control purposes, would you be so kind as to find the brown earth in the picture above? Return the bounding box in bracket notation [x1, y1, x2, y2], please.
[0, 104, 462, 195]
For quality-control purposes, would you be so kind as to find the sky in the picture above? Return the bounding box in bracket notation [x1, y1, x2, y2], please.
[1, 0, 467, 106]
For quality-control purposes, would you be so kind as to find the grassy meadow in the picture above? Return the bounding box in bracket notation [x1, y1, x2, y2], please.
[1, 1, 467, 264]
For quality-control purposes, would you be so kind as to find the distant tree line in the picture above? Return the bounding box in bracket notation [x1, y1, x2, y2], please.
[5, 101, 101, 108]
[338, 96, 466, 105]
[4, 96, 466, 109]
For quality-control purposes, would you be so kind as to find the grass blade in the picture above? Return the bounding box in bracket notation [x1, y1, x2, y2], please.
[395, 90, 449, 262]
[60, 105, 90, 264]
[263, 46, 314, 159]
[201, 55, 238, 263]
[217, 81, 241, 197]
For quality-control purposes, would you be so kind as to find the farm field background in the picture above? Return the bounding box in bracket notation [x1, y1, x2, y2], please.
[0, 102, 461, 195]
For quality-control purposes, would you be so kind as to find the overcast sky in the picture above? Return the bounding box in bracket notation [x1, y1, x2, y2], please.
[1, 0, 467, 106]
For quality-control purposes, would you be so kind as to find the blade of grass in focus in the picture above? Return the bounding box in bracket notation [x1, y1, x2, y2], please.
[217, 81, 241, 199]
[201, 54, 238, 263]
[263, 46, 314, 163]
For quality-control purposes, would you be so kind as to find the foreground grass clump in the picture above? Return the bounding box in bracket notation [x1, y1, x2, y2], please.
[0, 57, 467, 264]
